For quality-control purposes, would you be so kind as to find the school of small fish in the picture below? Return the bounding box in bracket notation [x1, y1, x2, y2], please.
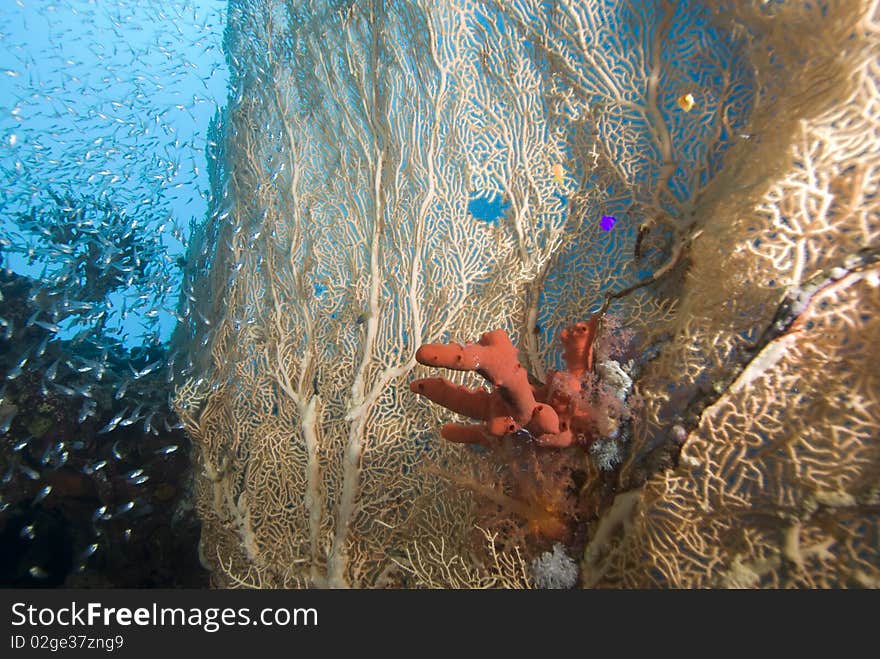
[0, 0, 226, 585]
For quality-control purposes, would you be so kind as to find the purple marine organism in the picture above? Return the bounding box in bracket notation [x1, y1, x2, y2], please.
[600, 215, 617, 232]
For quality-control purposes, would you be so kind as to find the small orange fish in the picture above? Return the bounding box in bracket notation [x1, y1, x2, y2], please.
[677, 93, 695, 112]
[550, 162, 565, 185]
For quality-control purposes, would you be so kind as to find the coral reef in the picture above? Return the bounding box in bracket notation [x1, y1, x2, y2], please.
[177, 0, 879, 588]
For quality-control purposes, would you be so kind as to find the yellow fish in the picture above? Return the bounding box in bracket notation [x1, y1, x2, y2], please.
[550, 162, 565, 185]
[677, 93, 695, 112]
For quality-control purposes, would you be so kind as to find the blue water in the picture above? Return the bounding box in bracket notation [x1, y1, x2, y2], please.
[0, 0, 228, 348]
[0, 0, 227, 587]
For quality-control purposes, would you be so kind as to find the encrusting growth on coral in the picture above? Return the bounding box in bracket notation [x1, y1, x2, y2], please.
[410, 316, 643, 548]
[410, 319, 601, 448]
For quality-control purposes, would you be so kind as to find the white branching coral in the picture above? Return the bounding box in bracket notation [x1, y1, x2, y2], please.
[589, 438, 624, 472]
[530, 543, 579, 589]
[596, 361, 633, 403]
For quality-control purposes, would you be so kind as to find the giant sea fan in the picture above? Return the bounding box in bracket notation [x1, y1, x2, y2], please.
[175, 0, 880, 588]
